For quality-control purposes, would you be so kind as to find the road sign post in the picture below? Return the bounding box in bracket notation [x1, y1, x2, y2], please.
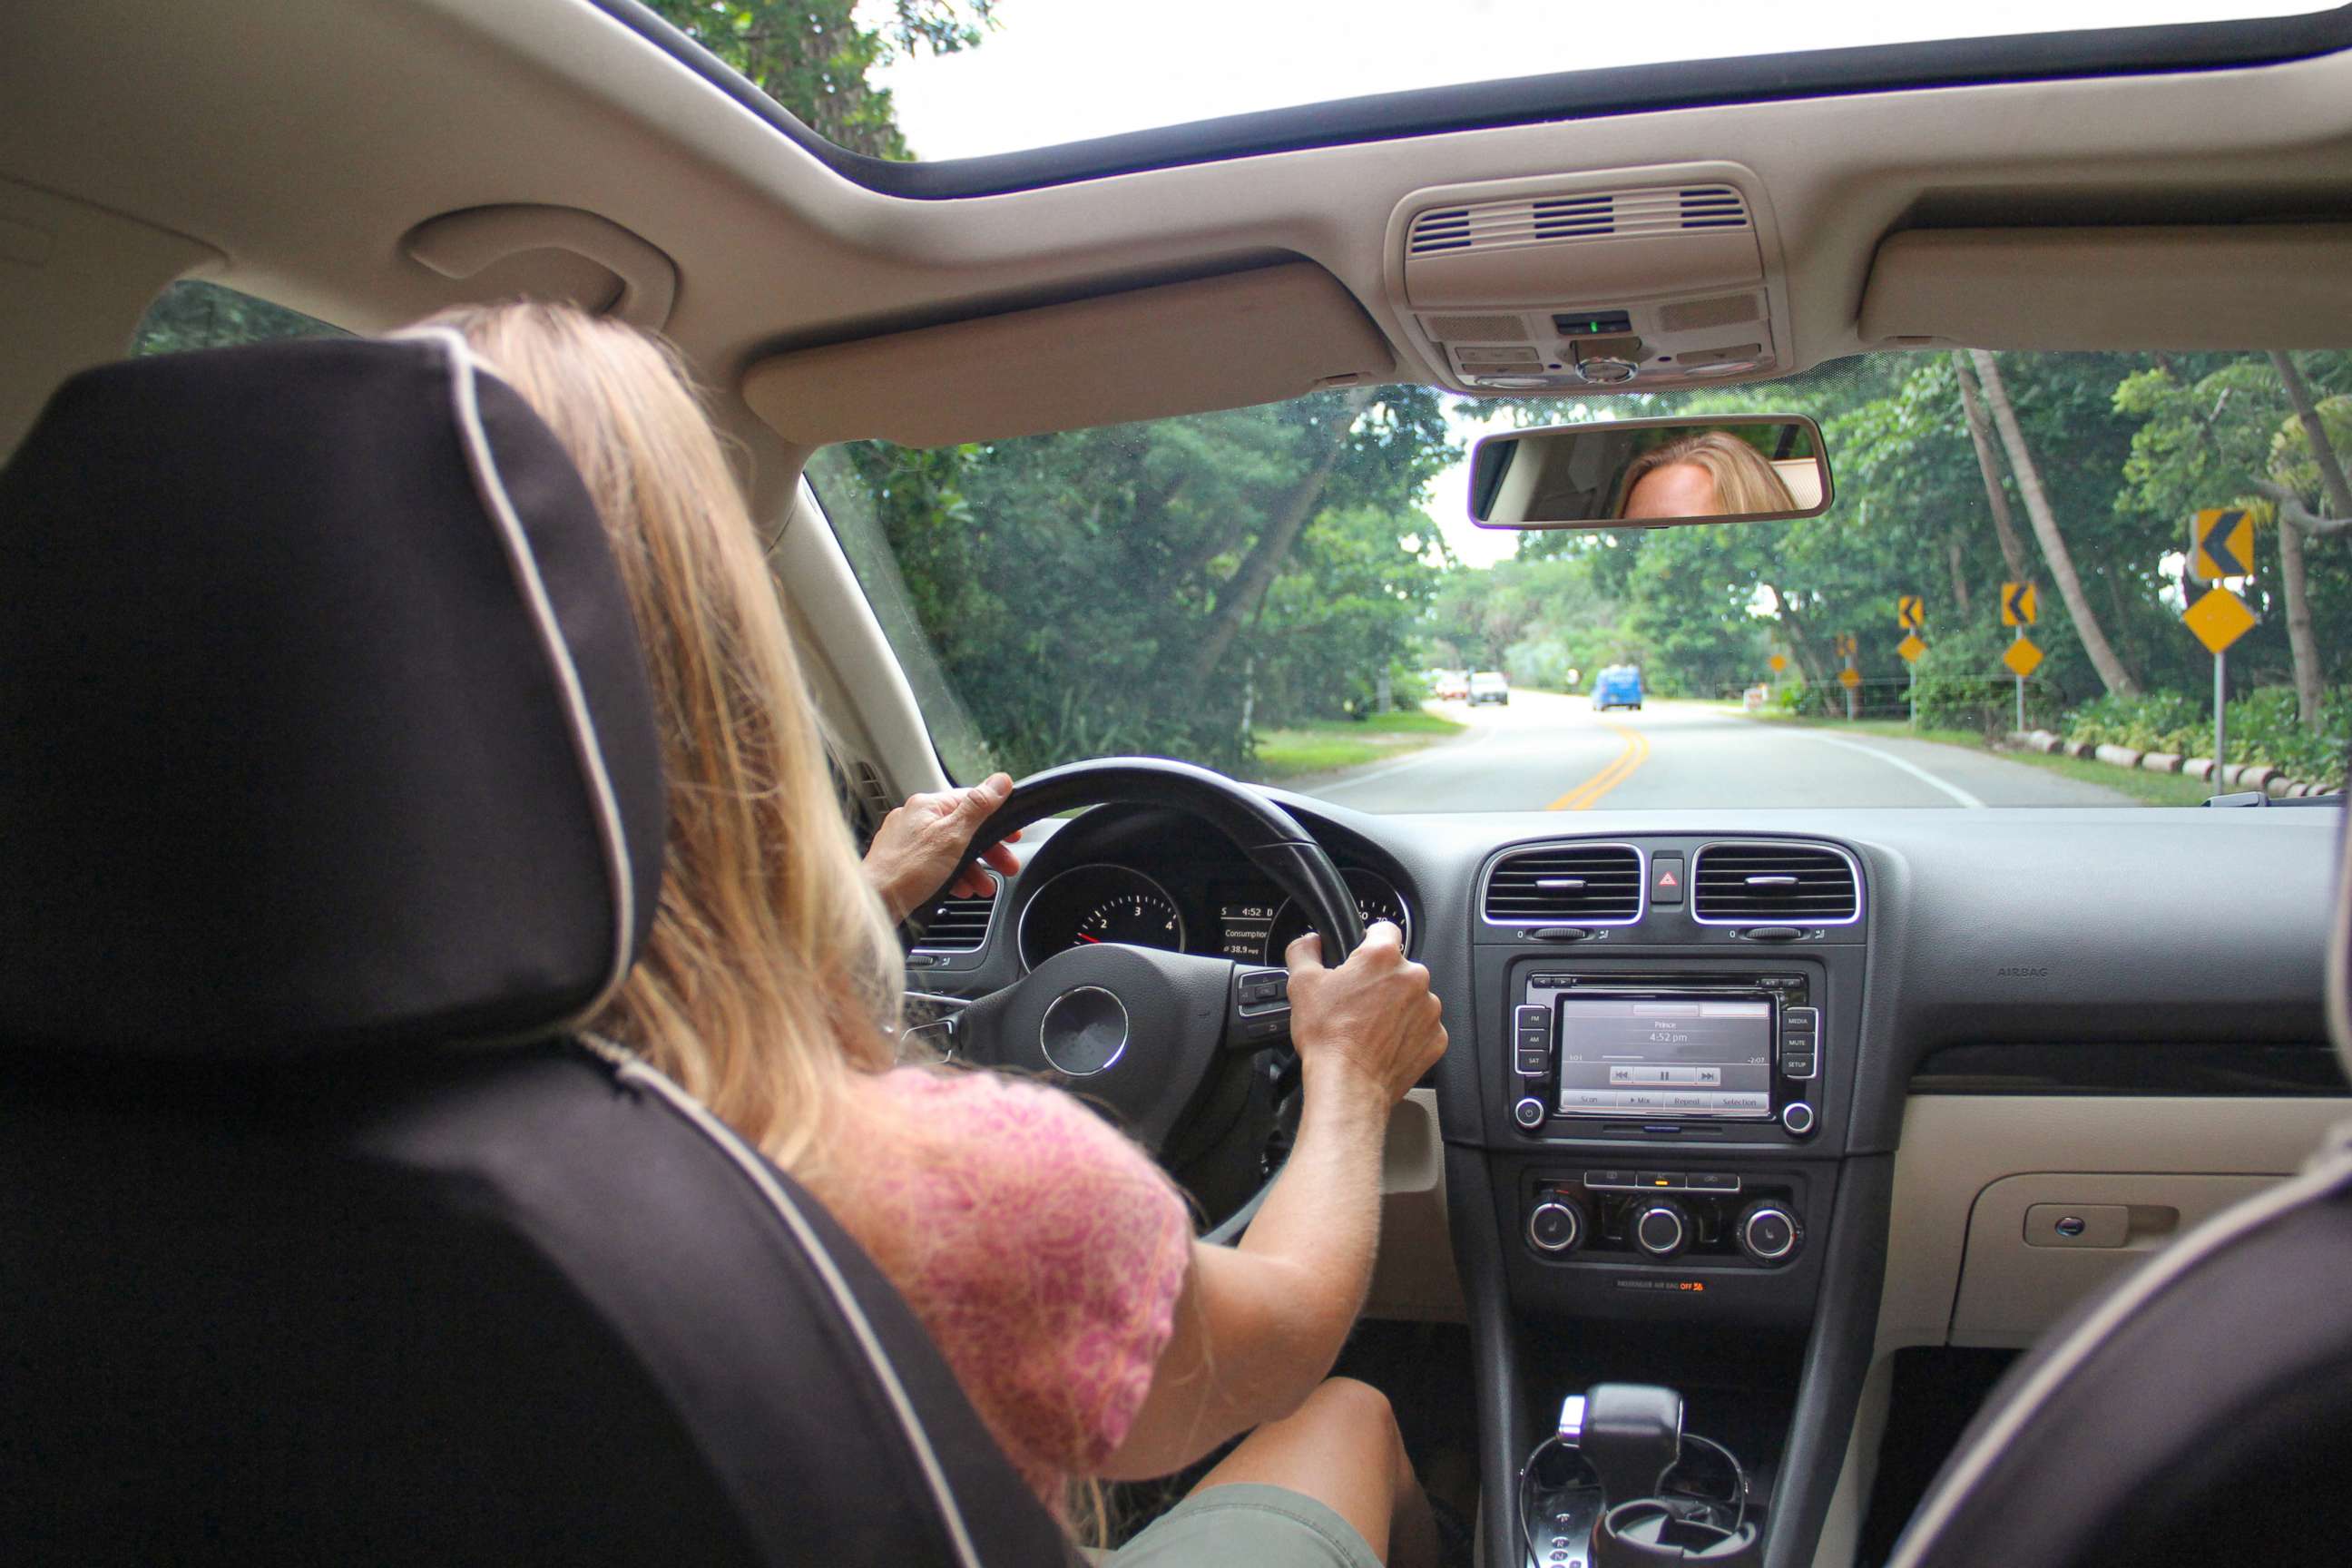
[2182, 583, 2257, 795]
[2000, 583, 2039, 733]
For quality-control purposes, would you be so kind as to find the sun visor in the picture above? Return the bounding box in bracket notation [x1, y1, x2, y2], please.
[1860, 226, 2352, 350]
[741, 262, 1396, 448]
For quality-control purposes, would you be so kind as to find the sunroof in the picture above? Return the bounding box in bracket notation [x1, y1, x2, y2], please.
[611, 0, 2352, 196]
[870, 0, 2337, 161]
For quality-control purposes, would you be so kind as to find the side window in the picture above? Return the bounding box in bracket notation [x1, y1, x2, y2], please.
[131, 279, 345, 357]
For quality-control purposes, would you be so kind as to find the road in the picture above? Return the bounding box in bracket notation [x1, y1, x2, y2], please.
[1302, 691, 2139, 812]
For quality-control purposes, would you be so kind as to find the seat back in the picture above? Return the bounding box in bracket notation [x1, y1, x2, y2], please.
[0, 336, 1073, 1566]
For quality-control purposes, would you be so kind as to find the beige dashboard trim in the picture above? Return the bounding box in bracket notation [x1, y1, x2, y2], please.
[1877, 1093, 2344, 1358]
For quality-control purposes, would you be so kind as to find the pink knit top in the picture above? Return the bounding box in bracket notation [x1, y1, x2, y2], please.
[826, 1065, 1194, 1512]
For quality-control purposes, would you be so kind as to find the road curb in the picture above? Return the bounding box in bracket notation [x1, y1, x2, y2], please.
[2008, 731, 2329, 799]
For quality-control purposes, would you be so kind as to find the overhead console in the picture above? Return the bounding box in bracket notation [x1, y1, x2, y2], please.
[1381, 162, 1794, 397]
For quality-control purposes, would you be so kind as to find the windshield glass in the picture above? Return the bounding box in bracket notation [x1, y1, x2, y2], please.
[812, 350, 2348, 811]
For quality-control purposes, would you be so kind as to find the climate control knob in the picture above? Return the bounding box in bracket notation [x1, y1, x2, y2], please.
[1528, 1198, 1585, 1255]
[1738, 1202, 1804, 1263]
[1632, 1200, 1690, 1259]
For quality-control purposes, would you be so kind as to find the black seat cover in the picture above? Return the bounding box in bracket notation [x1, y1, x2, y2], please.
[0, 336, 1075, 1566]
[1886, 785, 2352, 1568]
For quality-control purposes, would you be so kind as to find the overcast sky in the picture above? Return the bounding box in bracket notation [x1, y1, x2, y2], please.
[864, 0, 2308, 566]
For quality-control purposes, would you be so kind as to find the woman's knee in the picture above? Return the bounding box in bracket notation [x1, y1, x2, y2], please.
[1303, 1377, 1413, 1476]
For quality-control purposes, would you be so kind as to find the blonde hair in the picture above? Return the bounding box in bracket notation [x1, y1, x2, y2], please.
[1618, 429, 1799, 518]
[420, 302, 906, 1175]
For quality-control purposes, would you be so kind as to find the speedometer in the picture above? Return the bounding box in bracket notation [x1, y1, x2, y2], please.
[1265, 870, 1412, 962]
[1016, 863, 1188, 969]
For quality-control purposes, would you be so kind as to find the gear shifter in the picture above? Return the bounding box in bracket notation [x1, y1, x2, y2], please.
[1579, 1383, 1685, 1505]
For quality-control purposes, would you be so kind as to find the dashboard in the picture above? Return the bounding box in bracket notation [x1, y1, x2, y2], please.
[907, 791, 2344, 1568]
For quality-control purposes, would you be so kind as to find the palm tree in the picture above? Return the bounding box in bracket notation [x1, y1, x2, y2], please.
[1967, 351, 2141, 698]
[2259, 352, 2352, 730]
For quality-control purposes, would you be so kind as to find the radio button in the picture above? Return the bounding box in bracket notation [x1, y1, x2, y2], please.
[1781, 1102, 1818, 1136]
[1514, 1096, 1548, 1130]
[1781, 1053, 1818, 1080]
[1666, 1091, 1713, 1111]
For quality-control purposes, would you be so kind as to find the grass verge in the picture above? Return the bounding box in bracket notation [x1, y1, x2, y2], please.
[1743, 711, 2215, 806]
[1248, 709, 1466, 781]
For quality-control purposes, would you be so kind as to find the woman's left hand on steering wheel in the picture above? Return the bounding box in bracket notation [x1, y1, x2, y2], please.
[862, 772, 1024, 922]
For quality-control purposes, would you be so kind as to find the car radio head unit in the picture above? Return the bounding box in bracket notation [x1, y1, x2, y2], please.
[1551, 991, 1773, 1116]
[1511, 972, 1819, 1132]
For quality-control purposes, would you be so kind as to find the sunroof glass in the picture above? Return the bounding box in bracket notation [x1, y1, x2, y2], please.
[862, 0, 2336, 159]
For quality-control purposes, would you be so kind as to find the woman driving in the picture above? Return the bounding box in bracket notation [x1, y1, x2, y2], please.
[417, 303, 1453, 1568]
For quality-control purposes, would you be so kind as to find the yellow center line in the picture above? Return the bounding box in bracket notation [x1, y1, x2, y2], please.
[1548, 720, 1652, 810]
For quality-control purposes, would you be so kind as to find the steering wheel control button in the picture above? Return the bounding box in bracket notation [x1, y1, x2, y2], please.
[1514, 1096, 1548, 1130]
[1237, 969, 1289, 1008]
[1739, 1203, 1803, 1262]
[1649, 854, 1686, 906]
[1038, 985, 1130, 1076]
[1632, 1201, 1690, 1259]
[1528, 1199, 1583, 1254]
[1780, 1102, 1818, 1137]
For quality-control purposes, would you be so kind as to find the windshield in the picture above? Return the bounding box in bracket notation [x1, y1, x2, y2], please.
[812, 350, 2348, 811]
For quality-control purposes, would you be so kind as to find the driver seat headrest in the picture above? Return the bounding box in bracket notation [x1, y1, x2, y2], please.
[0, 331, 664, 1060]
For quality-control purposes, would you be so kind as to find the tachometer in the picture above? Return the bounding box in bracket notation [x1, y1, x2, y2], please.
[1265, 870, 1412, 962]
[1017, 863, 1188, 968]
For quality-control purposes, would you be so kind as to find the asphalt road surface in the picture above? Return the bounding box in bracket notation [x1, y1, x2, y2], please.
[1301, 691, 2140, 812]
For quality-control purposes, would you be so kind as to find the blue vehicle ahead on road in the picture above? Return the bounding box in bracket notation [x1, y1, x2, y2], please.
[1592, 664, 1644, 712]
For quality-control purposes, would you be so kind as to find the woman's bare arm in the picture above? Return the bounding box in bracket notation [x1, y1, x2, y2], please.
[1097, 922, 1445, 1480]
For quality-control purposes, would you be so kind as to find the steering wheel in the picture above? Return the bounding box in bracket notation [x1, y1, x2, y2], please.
[927, 759, 1366, 1238]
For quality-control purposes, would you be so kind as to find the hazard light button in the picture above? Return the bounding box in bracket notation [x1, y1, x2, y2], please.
[1650, 854, 1686, 907]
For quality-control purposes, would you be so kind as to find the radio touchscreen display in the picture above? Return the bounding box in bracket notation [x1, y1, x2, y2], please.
[1553, 995, 1774, 1116]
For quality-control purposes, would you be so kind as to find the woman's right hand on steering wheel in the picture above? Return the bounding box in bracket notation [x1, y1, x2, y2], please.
[1283, 920, 1447, 1107]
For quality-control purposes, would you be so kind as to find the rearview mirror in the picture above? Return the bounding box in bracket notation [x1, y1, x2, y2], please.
[1468, 415, 1832, 530]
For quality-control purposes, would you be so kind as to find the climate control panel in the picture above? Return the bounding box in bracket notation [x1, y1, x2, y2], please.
[1522, 1170, 1806, 1269]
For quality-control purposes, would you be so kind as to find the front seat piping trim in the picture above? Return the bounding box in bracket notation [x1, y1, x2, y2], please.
[397, 325, 639, 1022]
[591, 1039, 986, 1568]
[1885, 1134, 2352, 1568]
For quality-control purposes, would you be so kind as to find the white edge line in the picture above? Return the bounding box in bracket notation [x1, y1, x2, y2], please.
[1780, 729, 1987, 808]
[604, 1049, 985, 1568]
[1885, 1142, 2352, 1568]
[397, 326, 638, 1018]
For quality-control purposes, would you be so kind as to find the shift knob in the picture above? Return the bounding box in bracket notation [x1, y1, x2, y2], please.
[1580, 1382, 1684, 1505]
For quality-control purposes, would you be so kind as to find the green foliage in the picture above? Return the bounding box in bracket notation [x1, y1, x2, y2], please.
[818, 387, 1457, 776]
[131, 280, 342, 356]
[639, 0, 993, 159]
[2061, 687, 2347, 789]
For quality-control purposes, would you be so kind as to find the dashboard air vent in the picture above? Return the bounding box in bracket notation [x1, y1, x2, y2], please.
[1406, 184, 1751, 260]
[1692, 844, 1858, 926]
[1484, 844, 1643, 926]
[912, 879, 1000, 953]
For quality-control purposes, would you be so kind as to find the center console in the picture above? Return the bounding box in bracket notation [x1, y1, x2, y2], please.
[1452, 834, 1875, 1567]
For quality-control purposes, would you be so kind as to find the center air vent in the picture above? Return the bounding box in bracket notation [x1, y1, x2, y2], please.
[1407, 185, 1751, 259]
[912, 879, 1001, 953]
[1691, 843, 1859, 926]
[1484, 844, 1643, 926]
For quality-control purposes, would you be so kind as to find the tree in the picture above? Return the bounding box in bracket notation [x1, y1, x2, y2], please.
[640, 0, 995, 159]
[1968, 351, 2142, 697]
[2263, 352, 2352, 728]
